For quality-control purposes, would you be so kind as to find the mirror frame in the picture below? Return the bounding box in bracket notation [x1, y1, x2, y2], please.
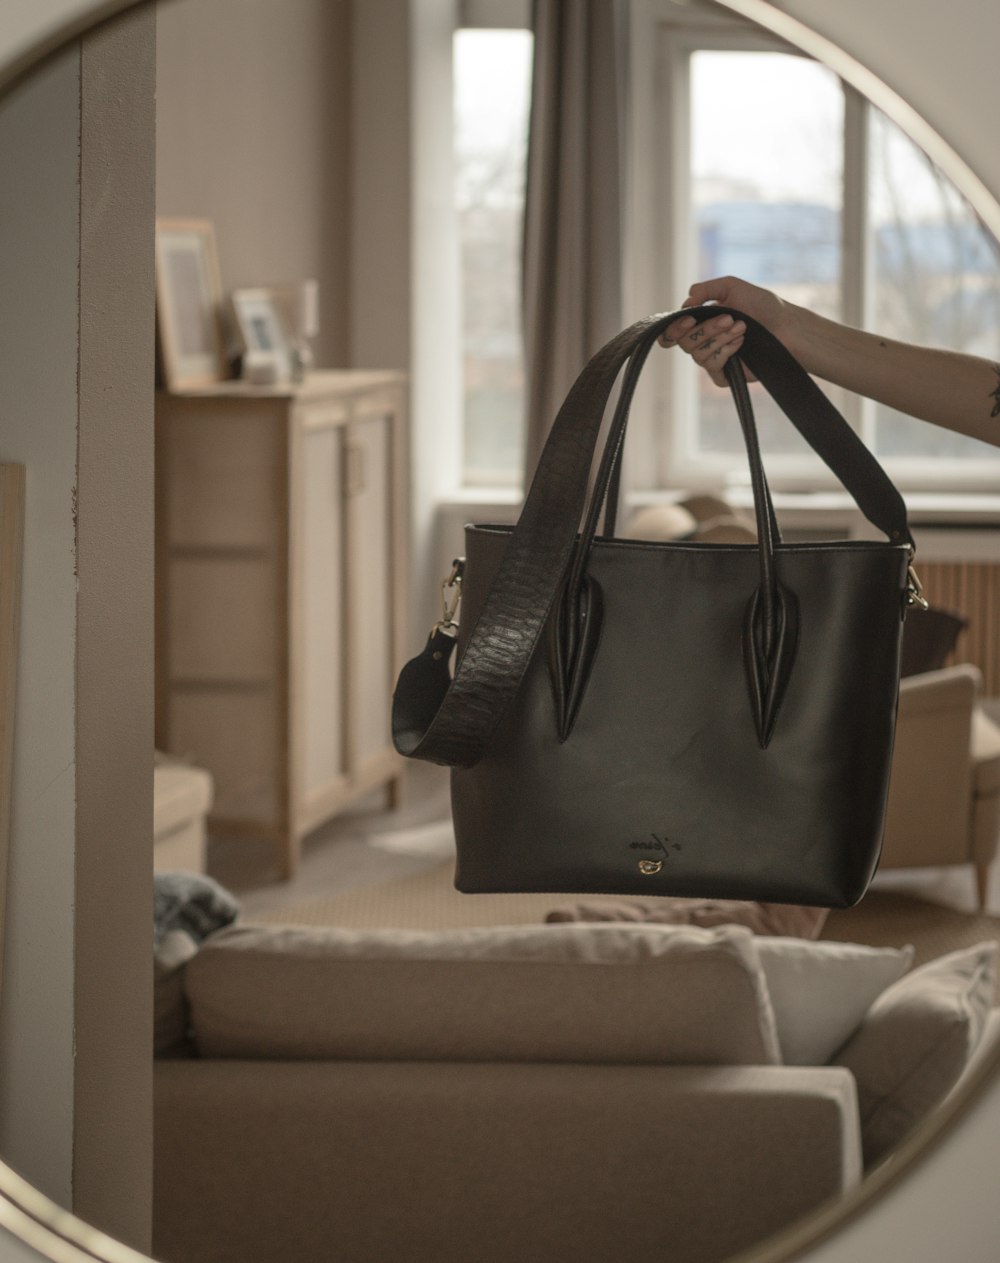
[0, 1, 998, 1261]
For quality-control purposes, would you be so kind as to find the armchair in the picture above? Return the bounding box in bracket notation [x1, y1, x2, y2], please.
[880, 664, 1000, 908]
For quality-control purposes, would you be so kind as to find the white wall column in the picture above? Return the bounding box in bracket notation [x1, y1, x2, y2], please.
[351, 0, 461, 640]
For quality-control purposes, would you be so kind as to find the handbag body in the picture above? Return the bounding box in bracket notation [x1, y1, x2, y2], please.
[393, 308, 919, 907]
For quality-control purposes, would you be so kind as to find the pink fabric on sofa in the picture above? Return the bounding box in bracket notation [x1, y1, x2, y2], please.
[545, 898, 829, 939]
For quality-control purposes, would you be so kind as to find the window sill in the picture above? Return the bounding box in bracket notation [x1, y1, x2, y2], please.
[437, 488, 1000, 563]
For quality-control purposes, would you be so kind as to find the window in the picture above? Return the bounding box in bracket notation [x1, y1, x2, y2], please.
[868, 110, 1000, 463]
[449, 6, 1000, 494]
[688, 49, 845, 464]
[453, 27, 533, 487]
[642, 9, 1000, 492]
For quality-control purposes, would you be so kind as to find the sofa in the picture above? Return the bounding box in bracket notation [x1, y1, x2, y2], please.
[152, 917, 1000, 1263]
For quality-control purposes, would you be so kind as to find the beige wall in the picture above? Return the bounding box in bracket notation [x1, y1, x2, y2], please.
[0, 40, 81, 1218]
[74, 8, 156, 1249]
[155, 0, 352, 368]
[0, 6, 155, 1252]
[770, 0, 1000, 213]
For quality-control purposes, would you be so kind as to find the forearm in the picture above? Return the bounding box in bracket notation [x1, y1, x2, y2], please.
[784, 304, 1000, 446]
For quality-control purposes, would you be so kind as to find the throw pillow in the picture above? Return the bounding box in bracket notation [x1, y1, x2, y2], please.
[833, 941, 998, 1166]
[153, 871, 240, 948]
[753, 938, 915, 1066]
[545, 898, 829, 940]
[899, 605, 967, 677]
[185, 921, 781, 1067]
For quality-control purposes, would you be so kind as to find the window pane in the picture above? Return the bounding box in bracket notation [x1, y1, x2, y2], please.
[454, 29, 533, 487]
[689, 52, 843, 459]
[868, 109, 1000, 462]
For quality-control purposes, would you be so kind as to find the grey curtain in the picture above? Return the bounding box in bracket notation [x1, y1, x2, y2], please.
[521, 0, 629, 482]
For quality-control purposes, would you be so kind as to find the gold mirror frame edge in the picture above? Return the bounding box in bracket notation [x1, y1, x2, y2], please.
[0, 0, 998, 1260]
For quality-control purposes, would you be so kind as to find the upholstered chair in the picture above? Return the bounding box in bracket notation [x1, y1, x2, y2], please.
[880, 664, 1000, 909]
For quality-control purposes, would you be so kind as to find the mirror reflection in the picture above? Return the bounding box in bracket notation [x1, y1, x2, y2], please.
[2, 1, 1000, 1262]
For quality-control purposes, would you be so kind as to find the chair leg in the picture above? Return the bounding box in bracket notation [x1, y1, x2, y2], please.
[975, 862, 991, 911]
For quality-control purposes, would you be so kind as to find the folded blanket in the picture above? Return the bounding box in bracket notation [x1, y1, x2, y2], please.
[154, 872, 240, 948]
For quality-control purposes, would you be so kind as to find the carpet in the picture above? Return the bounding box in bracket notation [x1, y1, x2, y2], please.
[249, 860, 1000, 977]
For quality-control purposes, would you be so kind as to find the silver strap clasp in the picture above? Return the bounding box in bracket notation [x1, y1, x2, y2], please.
[906, 561, 929, 610]
[435, 559, 464, 636]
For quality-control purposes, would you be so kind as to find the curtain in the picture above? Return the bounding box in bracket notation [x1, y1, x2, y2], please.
[521, 0, 629, 482]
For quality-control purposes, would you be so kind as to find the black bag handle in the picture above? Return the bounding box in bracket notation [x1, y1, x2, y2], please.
[392, 307, 912, 768]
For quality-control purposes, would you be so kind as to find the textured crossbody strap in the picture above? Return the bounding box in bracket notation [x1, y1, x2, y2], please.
[392, 308, 911, 768]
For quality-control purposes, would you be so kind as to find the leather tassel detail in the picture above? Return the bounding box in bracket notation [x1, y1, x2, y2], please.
[743, 583, 798, 748]
[548, 575, 604, 742]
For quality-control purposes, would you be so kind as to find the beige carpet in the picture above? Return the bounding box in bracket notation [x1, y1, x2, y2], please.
[249, 860, 1000, 973]
[249, 861, 587, 931]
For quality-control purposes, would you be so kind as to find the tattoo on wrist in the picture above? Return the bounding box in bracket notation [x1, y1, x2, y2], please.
[991, 365, 1000, 419]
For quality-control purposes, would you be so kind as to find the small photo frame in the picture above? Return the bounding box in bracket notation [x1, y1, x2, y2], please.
[230, 288, 294, 383]
[155, 218, 228, 391]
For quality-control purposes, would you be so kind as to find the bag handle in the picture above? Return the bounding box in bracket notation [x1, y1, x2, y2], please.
[552, 330, 793, 745]
[392, 307, 912, 768]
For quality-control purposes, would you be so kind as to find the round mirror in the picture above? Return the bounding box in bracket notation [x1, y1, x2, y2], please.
[1, 2, 999, 1262]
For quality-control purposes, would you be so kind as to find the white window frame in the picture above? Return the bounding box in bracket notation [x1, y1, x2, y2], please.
[624, 0, 1000, 499]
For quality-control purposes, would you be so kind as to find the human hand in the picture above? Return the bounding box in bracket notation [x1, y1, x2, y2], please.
[659, 309, 749, 387]
[659, 276, 796, 386]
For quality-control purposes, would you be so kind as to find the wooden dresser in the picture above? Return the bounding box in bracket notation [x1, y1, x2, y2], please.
[155, 371, 408, 877]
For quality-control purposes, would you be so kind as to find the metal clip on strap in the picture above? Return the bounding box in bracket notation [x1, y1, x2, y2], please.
[906, 562, 929, 610]
[435, 559, 464, 636]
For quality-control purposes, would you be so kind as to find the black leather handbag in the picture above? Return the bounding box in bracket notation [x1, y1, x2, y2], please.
[393, 308, 925, 907]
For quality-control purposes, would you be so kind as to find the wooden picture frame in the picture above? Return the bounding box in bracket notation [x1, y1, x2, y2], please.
[230, 286, 294, 382]
[155, 218, 228, 391]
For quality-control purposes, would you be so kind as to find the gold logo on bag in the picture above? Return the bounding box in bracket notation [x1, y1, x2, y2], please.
[630, 832, 682, 875]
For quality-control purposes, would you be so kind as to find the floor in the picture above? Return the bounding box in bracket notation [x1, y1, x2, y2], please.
[207, 763, 453, 920]
[207, 761, 1000, 923]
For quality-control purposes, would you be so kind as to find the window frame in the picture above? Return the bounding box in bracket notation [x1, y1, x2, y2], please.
[624, 0, 1000, 497]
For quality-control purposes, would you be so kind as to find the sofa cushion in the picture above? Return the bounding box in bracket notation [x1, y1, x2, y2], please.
[185, 922, 781, 1066]
[754, 938, 915, 1066]
[832, 941, 998, 1166]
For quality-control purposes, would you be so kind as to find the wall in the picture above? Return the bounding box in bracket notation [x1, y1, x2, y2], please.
[155, 0, 352, 368]
[0, 5, 155, 1253]
[0, 41, 82, 1218]
[352, 0, 460, 639]
[770, 0, 1000, 217]
[75, 8, 156, 1248]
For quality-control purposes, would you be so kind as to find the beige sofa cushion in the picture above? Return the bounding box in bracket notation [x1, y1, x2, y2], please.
[185, 922, 781, 1065]
[833, 941, 998, 1165]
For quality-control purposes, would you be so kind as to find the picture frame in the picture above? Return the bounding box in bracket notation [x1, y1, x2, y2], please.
[230, 287, 294, 383]
[154, 218, 228, 391]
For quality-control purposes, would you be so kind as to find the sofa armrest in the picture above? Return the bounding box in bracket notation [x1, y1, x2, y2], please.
[897, 663, 981, 717]
[882, 666, 981, 869]
[154, 1060, 860, 1263]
